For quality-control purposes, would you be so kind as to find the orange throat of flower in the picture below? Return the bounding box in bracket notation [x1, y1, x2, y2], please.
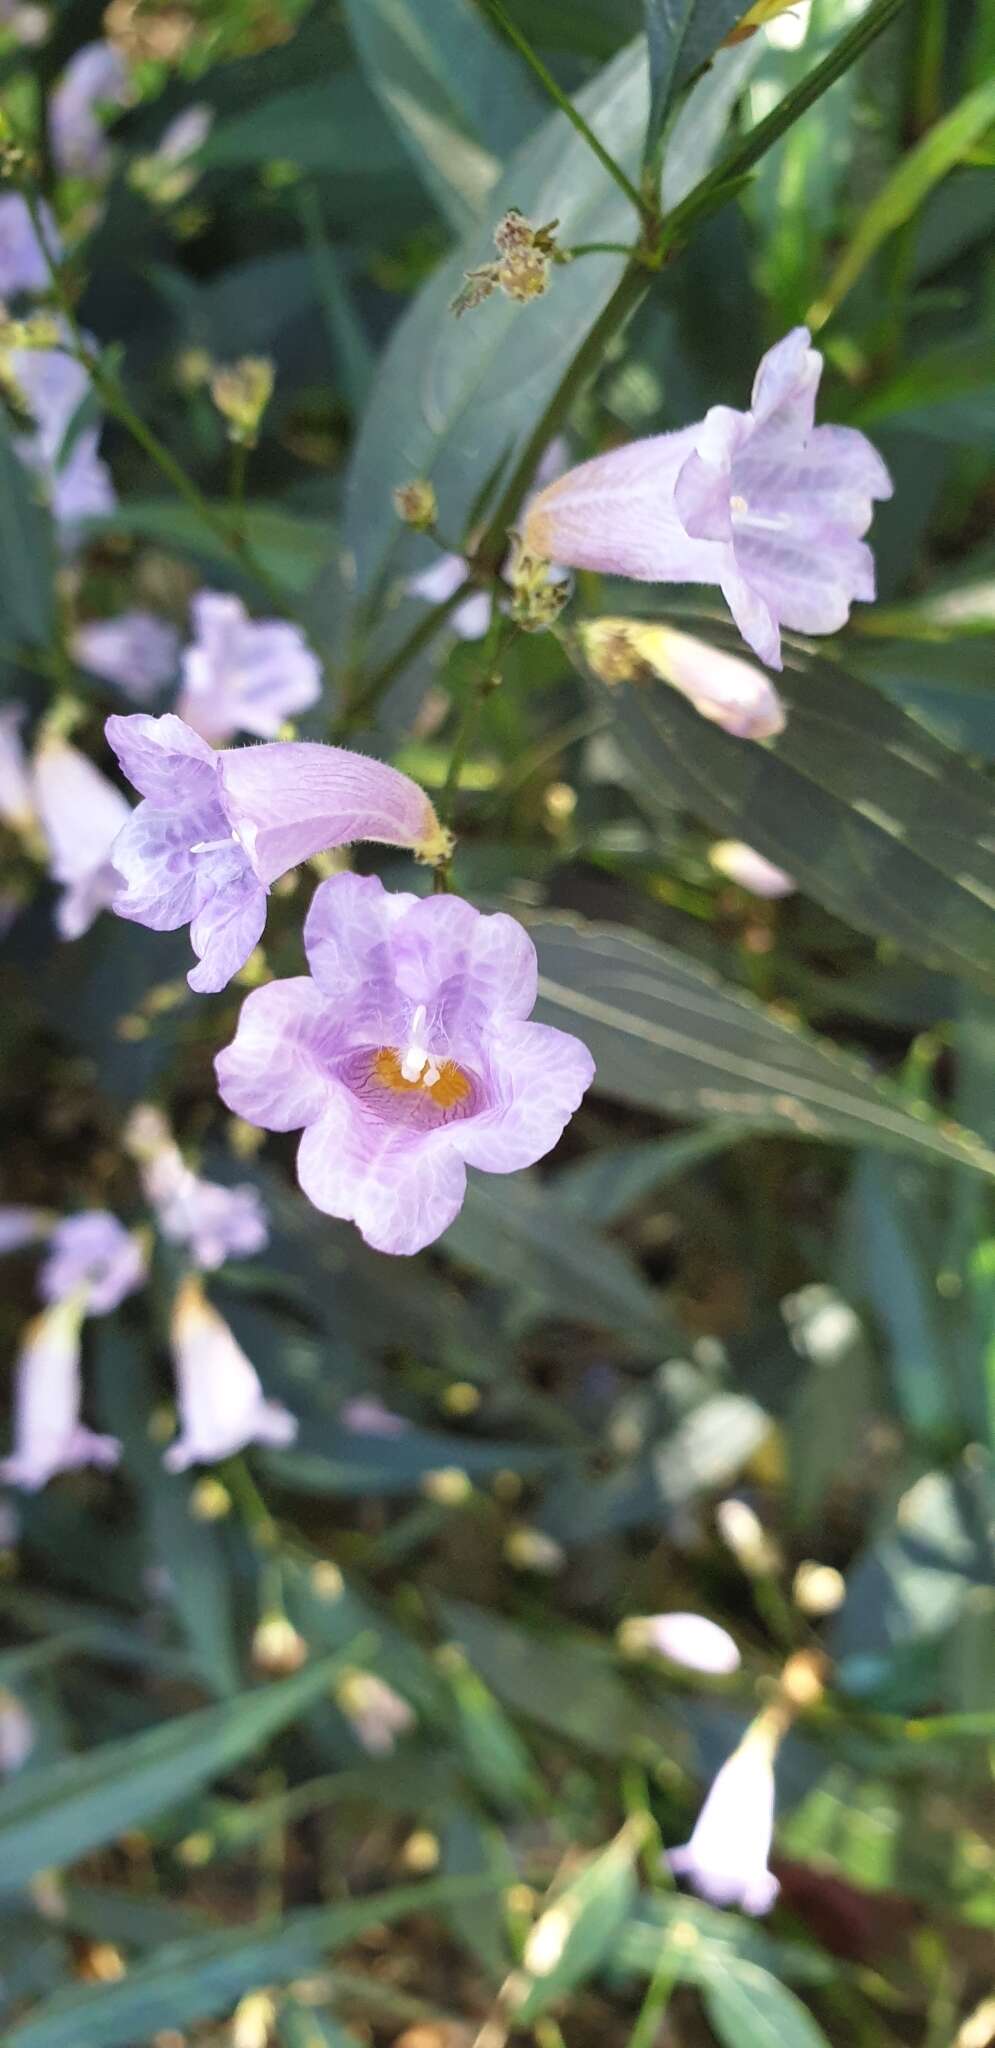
[372, 1046, 472, 1111]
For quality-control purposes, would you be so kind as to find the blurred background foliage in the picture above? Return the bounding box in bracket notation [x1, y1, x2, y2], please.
[2, 0, 995, 2043]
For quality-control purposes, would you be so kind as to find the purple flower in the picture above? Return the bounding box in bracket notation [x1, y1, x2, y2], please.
[622, 1612, 741, 1675]
[0, 705, 36, 836]
[9, 332, 116, 535]
[39, 1210, 145, 1316]
[50, 40, 129, 178]
[104, 712, 450, 993]
[668, 1719, 780, 1915]
[215, 871, 595, 1256]
[0, 193, 60, 297]
[33, 736, 131, 939]
[176, 591, 322, 743]
[336, 1669, 414, 1755]
[0, 1297, 121, 1492]
[709, 840, 795, 898]
[165, 1277, 296, 1471]
[0, 1689, 34, 1774]
[524, 328, 892, 670]
[144, 1148, 269, 1271]
[341, 1398, 410, 1437]
[0, 1207, 52, 1252]
[72, 611, 180, 702]
[406, 554, 492, 642]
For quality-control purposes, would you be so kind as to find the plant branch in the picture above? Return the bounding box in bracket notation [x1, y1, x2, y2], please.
[478, 0, 646, 220]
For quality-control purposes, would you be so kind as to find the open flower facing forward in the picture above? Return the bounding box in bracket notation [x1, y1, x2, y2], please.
[0, 1295, 121, 1491]
[39, 1210, 145, 1316]
[33, 735, 131, 939]
[105, 712, 451, 992]
[165, 1276, 296, 1471]
[215, 872, 595, 1256]
[668, 1713, 781, 1915]
[582, 619, 785, 739]
[72, 611, 180, 702]
[524, 328, 892, 670]
[177, 591, 322, 743]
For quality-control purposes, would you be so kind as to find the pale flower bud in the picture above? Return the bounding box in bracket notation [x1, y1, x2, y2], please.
[336, 1669, 415, 1755]
[165, 1275, 296, 1471]
[251, 1611, 308, 1675]
[715, 1496, 781, 1575]
[581, 619, 785, 740]
[0, 1295, 120, 1491]
[618, 1611, 741, 1675]
[393, 478, 438, 531]
[709, 839, 795, 898]
[210, 356, 274, 447]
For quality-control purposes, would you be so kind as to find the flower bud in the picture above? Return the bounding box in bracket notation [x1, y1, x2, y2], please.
[210, 356, 274, 447]
[251, 1611, 308, 1675]
[393, 478, 438, 531]
[618, 1611, 740, 1675]
[709, 840, 795, 898]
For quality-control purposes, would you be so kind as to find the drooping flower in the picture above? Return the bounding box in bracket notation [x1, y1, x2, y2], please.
[709, 839, 795, 898]
[0, 1295, 121, 1491]
[50, 40, 129, 177]
[523, 328, 892, 670]
[164, 1275, 296, 1471]
[619, 1611, 741, 1675]
[33, 735, 131, 939]
[668, 1713, 781, 1914]
[105, 712, 451, 993]
[581, 619, 785, 739]
[336, 1668, 415, 1755]
[9, 331, 116, 534]
[215, 871, 596, 1256]
[0, 1689, 35, 1774]
[176, 591, 322, 744]
[72, 611, 180, 702]
[0, 193, 60, 297]
[141, 1135, 268, 1271]
[0, 705, 37, 838]
[39, 1210, 145, 1315]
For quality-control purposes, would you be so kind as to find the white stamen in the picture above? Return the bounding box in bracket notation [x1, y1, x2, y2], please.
[190, 832, 240, 855]
[399, 1003, 432, 1084]
[730, 495, 789, 534]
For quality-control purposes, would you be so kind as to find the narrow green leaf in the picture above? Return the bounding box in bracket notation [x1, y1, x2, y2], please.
[90, 500, 330, 593]
[644, 1, 749, 161]
[530, 916, 995, 1177]
[702, 1961, 833, 2048]
[0, 1657, 348, 1898]
[442, 1174, 674, 1337]
[810, 71, 995, 325]
[513, 1822, 642, 2022]
[0, 411, 55, 649]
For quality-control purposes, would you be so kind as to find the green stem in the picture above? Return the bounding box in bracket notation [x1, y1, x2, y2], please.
[626, 1954, 679, 2048]
[560, 240, 643, 260]
[229, 437, 248, 533]
[479, 0, 646, 221]
[659, 0, 911, 256]
[440, 605, 506, 823]
[343, 580, 474, 730]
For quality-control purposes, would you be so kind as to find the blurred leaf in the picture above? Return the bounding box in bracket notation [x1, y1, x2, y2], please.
[347, 37, 756, 600]
[653, 1393, 771, 1502]
[0, 412, 55, 649]
[439, 1809, 514, 1978]
[200, 74, 408, 175]
[513, 1820, 642, 2022]
[811, 72, 995, 325]
[265, 1418, 557, 1497]
[442, 1174, 672, 1338]
[531, 917, 995, 1176]
[595, 640, 995, 993]
[0, 1657, 351, 1898]
[644, 1, 748, 161]
[6, 1877, 498, 2048]
[616, 1891, 836, 1985]
[849, 338, 995, 443]
[91, 501, 331, 594]
[832, 1462, 994, 1698]
[839, 1154, 953, 1440]
[553, 1125, 747, 1225]
[779, 1764, 995, 1923]
[702, 1962, 832, 2048]
[341, 0, 542, 233]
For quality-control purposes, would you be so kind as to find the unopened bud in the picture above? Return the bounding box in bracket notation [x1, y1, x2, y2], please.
[232, 1991, 276, 2048]
[451, 210, 558, 317]
[792, 1560, 845, 1617]
[503, 1525, 565, 1574]
[441, 1379, 480, 1416]
[507, 539, 569, 633]
[210, 356, 274, 447]
[393, 478, 438, 531]
[778, 1648, 829, 1712]
[310, 1558, 344, 1601]
[401, 1827, 440, 1872]
[189, 1476, 232, 1521]
[421, 1465, 472, 1506]
[251, 1611, 308, 1675]
[715, 1497, 781, 1576]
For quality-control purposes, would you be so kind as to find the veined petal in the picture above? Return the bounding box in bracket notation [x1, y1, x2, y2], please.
[105, 712, 218, 806]
[749, 325, 821, 434]
[218, 741, 448, 883]
[303, 870, 415, 1034]
[296, 1093, 468, 1257]
[461, 1018, 594, 1174]
[215, 977, 340, 1130]
[735, 525, 876, 635]
[673, 452, 734, 542]
[109, 797, 222, 931]
[719, 565, 782, 669]
[522, 428, 723, 585]
[392, 892, 539, 1043]
[187, 862, 266, 993]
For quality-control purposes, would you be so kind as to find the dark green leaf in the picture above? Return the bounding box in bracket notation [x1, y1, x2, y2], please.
[644, 1, 749, 161]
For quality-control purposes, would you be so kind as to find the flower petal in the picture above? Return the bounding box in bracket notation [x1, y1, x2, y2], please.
[109, 798, 221, 931]
[105, 712, 217, 806]
[218, 742, 442, 885]
[215, 977, 340, 1130]
[461, 1019, 595, 1174]
[522, 427, 723, 585]
[392, 893, 539, 1046]
[296, 1092, 468, 1256]
[303, 871, 414, 1034]
[749, 324, 821, 433]
[734, 525, 876, 635]
[187, 863, 266, 993]
[719, 565, 782, 669]
[33, 739, 131, 885]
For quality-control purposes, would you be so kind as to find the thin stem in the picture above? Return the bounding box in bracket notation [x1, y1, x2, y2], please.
[228, 437, 248, 533]
[440, 605, 507, 823]
[343, 580, 474, 730]
[559, 240, 643, 261]
[479, 0, 645, 221]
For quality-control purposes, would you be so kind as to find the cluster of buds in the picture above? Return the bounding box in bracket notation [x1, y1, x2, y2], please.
[451, 209, 559, 319]
[506, 537, 569, 633]
[210, 355, 274, 448]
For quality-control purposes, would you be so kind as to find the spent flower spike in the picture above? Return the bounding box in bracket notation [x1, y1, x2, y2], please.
[165, 1275, 296, 1471]
[524, 327, 892, 670]
[668, 1711, 781, 1914]
[105, 712, 452, 992]
[215, 871, 595, 1256]
[72, 611, 180, 702]
[39, 1210, 145, 1316]
[177, 591, 321, 743]
[581, 619, 785, 739]
[0, 1293, 121, 1492]
[33, 735, 131, 939]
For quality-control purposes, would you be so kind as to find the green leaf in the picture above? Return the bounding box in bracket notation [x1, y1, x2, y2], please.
[6, 1878, 497, 2048]
[644, 1, 749, 162]
[442, 1173, 673, 1337]
[594, 638, 995, 993]
[264, 1419, 556, 1498]
[340, 0, 542, 233]
[701, 1961, 832, 2048]
[553, 1125, 749, 1226]
[90, 501, 331, 593]
[847, 338, 995, 444]
[200, 73, 408, 176]
[616, 1892, 837, 1987]
[810, 72, 995, 326]
[531, 916, 995, 1177]
[0, 411, 55, 649]
[513, 1821, 642, 2022]
[779, 1764, 995, 1923]
[346, 37, 756, 600]
[0, 1657, 350, 1898]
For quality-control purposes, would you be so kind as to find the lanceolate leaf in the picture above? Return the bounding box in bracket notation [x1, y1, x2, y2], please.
[644, 1, 751, 161]
[346, 37, 756, 601]
[591, 638, 995, 993]
[702, 1962, 833, 2048]
[530, 916, 995, 1177]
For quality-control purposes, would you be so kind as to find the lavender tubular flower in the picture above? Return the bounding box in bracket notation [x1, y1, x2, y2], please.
[215, 872, 595, 1257]
[0, 1296, 121, 1491]
[0, 194, 60, 297]
[50, 40, 129, 177]
[10, 332, 116, 535]
[524, 328, 892, 670]
[668, 1716, 781, 1915]
[39, 1211, 145, 1315]
[165, 1277, 296, 1471]
[33, 736, 131, 939]
[177, 591, 322, 743]
[72, 611, 180, 701]
[105, 713, 452, 992]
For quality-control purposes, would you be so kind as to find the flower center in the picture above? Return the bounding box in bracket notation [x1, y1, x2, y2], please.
[729, 491, 788, 535]
[335, 1007, 479, 1131]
